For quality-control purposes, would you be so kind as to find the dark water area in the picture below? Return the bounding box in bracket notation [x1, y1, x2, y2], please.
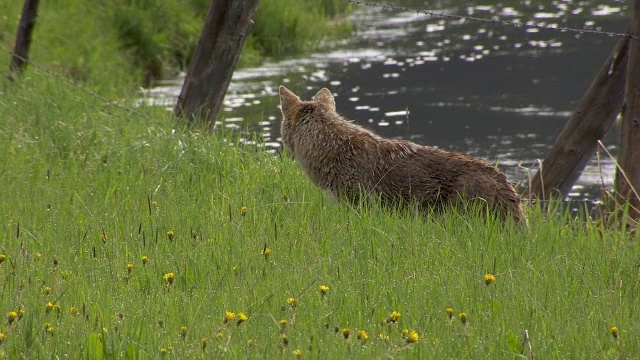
[141, 0, 628, 205]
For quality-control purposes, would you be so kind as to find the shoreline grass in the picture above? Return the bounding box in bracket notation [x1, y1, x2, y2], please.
[1, 66, 640, 359]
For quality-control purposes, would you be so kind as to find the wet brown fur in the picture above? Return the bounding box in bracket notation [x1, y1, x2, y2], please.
[279, 86, 526, 225]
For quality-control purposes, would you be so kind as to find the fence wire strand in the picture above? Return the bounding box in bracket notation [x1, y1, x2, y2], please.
[344, 0, 639, 40]
[1, 44, 152, 119]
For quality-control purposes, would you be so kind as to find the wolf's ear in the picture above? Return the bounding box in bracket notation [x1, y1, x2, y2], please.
[279, 86, 302, 121]
[313, 88, 336, 111]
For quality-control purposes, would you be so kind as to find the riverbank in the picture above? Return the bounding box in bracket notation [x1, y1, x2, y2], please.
[0, 0, 351, 89]
[1, 56, 639, 358]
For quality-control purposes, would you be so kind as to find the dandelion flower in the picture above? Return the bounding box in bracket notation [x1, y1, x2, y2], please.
[223, 310, 236, 324]
[484, 273, 496, 285]
[459, 312, 467, 325]
[142, 255, 149, 265]
[401, 329, 409, 338]
[262, 246, 272, 258]
[611, 326, 619, 339]
[163, 272, 175, 286]
[342, 328, 350, 339]
[8, 311, 18, 325]
[378, 332, 390, 342]
[43, 286, 52, 295]
[287, 297, 297, 308]
[0, 332, 7, 344]
[406, 330, 419, 343]
[159, 347, 168, 355]
[319, 285, 329, 296]
[216, 330, 223, 340]
[357, 330, 369, 343]
[127, 263, 134, 273]
[180, 326, 188, 339]
[0, 254, 6, 264]
[237, 312, 249, 326]
[446, 307, 454, 320]
[46, 325, 55, 336]
[45, 301, 54, 313]
[281, 334, 289, 347]
[35, 252, 43, 261]
[18, 309, 25, 320]
[167, 230, 174, 241]
[241, 207, 248, 216]
[293, 348, 302, 358]
[279, 319, 288, 332]
[388, 311, 401, 323]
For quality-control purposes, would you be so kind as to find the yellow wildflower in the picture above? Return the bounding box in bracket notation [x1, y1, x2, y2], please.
[287, 297, 297, 308]
[279, 319, 288, 332]
[35, 252, 43, 261]
[446, 307, 454, 320]
[70, 306, 79, 315]
[142, 255, 149, 265]
[0, 332, 7, 344]
[8, 311, 18, 325]
[293, 348, 302, 358]
[281, 334, 289, 347]
[43, 286, 52, 295]
[357, 329, 369, 343]
[237, 312, 249, 326]
[401, 328, 409, 338]
[342, 328, 350, 339]
[19, 309, 25, 320]
[406, 330, 419, 343]
[262, 246, 272, 258]
[378, 332, 390, 342]
[127, 263, 134, 273]
[484, 273, 496, 285]
[216, 330, 223, 340]
[180, 326, 188, 339]
[167, 230, 174, 241]
[241, 207, 248, 216]
[611, 326, 619, 339]
[319, 285, 329, 296]
[223, 310, 236, 324]
[163, 272, 175, 286]
[45, 301, 54, 313]
[159, 347, 168, 355]
[459, 312, 467, 325]
[388, 310, 401, 323]
[0, 254, 6, 264]
[46, 325, 55, 336]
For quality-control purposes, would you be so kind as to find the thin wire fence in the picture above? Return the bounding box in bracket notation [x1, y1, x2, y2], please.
[1, 0, 635, 114]
[0, 44, 153, 119]
[344, 0, 637, 40]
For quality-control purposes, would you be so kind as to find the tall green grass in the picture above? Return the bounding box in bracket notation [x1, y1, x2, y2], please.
[0, 68, 639, 359]
[0, 0, 351, 88]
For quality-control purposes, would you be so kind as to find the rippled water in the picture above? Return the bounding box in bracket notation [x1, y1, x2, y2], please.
[140, 0, 628, 202]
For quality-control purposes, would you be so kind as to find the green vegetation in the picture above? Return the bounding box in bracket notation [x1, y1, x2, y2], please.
[0, 65, 639, 358]
[0, 0, 351, 87]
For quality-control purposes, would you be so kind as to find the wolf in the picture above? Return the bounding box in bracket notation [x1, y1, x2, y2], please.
[279, 86, 526, 225]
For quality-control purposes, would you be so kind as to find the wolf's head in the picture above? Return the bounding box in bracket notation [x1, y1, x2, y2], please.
[279, 86, 336, 152]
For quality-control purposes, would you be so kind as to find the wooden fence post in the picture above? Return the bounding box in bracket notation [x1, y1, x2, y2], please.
[614, 0, 640, 222]
[528, 25, 630, 200]
[9, 0, 39, 78]
[174, 0, 259, 131]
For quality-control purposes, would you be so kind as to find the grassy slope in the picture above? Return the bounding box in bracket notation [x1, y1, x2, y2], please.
[0, 69, 639, 359]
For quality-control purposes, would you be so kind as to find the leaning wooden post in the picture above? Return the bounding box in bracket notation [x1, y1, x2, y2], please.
[614, 0, 640, 222]
[528, 25, 630, 200]
[9, 0, 39, 78]
[174, 0, 259, 131]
